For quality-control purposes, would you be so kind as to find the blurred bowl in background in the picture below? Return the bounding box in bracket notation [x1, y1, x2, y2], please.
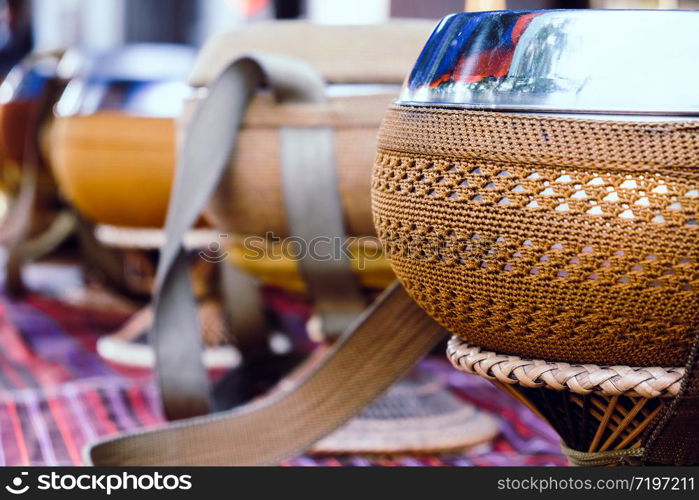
[50, 44, 195, 228]
[0, 51, 68, 227]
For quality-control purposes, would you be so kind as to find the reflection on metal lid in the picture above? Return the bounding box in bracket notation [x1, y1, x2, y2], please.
[398, 10, 699, 116]
[192, 83, 402, 102]
[325, 83, 401, 98]
[56, 79, 192, 118]
[55, 44, 195, 118]
[82, 44, 195, 83]
[0, 55, 60, 104]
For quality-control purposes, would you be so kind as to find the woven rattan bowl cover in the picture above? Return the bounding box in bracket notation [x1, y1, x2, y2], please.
[374, 108, 699, 368]
[373, 12, 699, 368]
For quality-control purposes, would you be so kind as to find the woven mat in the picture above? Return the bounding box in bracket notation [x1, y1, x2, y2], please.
[0, 264, 565, 466]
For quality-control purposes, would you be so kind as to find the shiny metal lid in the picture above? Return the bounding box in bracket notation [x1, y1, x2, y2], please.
[398, 10, 699, 116]
[55, 44, 195, 118]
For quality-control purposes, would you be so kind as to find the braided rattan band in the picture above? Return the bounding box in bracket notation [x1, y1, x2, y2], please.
[561, 443, 645, 467]
[447, 337, 683, 398]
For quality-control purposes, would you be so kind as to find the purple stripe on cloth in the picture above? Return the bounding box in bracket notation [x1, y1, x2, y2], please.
[0, 363, 17, 389]
[3, 301, 116, 381]
[0, 409, 5, 466]
[142, 382, 164, 422]
[0, 401, 20, 466]
[21, 391, 58, 466]
[346, 457, 373, 467]
[104, 386, 138, 431]
[40, 397, 74, 465]
[62, 384, 99, 443]
[0, 378, 159, 466]
[497, 413, 559, 455]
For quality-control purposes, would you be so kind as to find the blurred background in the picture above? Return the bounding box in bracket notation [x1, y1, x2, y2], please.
[0, 0, 695, 67]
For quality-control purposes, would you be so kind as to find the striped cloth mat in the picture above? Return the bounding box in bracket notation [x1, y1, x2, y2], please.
[0, 288, 566, 466]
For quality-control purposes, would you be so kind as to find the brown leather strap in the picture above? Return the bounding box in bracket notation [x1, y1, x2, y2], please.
[643, 329, 699, 465]
[280, 127, 366, 338]
[86, 283, 446, 465]
[1, 79, 74, 296]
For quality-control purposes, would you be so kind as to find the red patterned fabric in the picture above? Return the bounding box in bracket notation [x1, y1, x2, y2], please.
[0, 289, 566, 466]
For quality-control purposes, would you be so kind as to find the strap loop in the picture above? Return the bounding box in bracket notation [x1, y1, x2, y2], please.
[151, 54, 326, 420]
[279, 126, 366, 338]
